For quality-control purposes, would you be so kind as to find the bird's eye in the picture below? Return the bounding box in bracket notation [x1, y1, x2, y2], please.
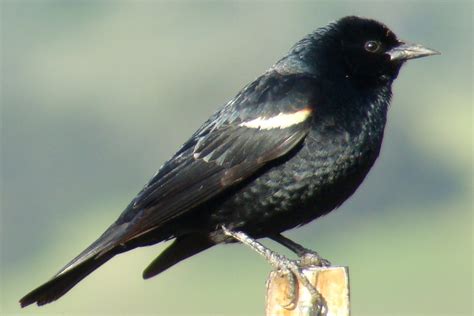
[364, 40, 381, 53]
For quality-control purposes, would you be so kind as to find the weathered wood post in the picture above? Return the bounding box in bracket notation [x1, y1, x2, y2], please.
[265, 266, 350, 316]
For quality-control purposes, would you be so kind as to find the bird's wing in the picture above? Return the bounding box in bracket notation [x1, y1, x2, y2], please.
[114, 72, 317, 244]
[18, 73, 318, 308]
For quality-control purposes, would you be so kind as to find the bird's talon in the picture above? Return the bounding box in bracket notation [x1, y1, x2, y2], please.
[275, 268, 298, 309]
[313, 298, 327, 315]
[299, 252, 331, 268]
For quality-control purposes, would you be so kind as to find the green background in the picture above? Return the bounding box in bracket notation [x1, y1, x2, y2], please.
[1, 1, 472, 315]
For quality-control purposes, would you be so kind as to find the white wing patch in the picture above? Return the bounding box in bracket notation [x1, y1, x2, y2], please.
[239, 108, 311, 130]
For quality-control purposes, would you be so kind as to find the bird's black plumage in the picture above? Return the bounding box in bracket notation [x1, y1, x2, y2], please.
[20, 16, 438, 307]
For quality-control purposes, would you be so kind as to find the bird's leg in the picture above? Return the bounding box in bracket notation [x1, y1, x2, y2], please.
[270, 234, 331, 267]
[221, 226, 323, 310]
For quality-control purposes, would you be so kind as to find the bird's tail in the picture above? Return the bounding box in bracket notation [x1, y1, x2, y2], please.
[19, 251, 115, 307]
[19, 222, 130, 307]
[19, 224, 213, 307]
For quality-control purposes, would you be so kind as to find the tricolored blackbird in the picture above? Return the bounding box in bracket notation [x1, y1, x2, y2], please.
[20, 16, 438, 307]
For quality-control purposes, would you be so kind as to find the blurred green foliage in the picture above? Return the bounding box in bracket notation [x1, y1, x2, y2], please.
[1, 1, 472, 315]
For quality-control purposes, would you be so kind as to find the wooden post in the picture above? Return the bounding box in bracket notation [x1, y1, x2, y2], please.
[265, 266, 350, 316]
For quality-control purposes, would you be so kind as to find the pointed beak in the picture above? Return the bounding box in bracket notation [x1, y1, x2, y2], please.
[386, 42, 440, 61]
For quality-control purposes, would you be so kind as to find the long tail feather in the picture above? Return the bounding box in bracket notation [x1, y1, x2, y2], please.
[20, 223, 130, 307]
[19, 251, 115, 307]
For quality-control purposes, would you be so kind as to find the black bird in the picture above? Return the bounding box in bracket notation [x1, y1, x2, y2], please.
[20, 16, 438, 307]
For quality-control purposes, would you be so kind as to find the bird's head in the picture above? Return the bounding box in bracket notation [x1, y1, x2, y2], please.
[333, 16, 439, 85]
[277, 16, 439, 87]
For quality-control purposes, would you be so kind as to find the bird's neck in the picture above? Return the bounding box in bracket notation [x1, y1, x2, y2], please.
[313, 82, 392, 151]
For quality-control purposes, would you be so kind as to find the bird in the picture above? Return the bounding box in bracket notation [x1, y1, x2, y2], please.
[20, 16, 438, 308]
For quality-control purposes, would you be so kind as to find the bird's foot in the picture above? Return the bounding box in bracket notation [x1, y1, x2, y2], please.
[221, 226, 324, 311]
[299, 250, 331, 268]
[270, 234, 331, 268]
[267, 250, 325, 311]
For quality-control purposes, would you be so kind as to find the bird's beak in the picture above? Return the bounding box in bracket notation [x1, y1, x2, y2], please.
[386, 42, 440, 61]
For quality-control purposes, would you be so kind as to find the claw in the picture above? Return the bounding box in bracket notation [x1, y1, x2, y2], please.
[272, 256, 323, 310]
[299, 252, 331, 268]
[274, 269, 298, 309]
